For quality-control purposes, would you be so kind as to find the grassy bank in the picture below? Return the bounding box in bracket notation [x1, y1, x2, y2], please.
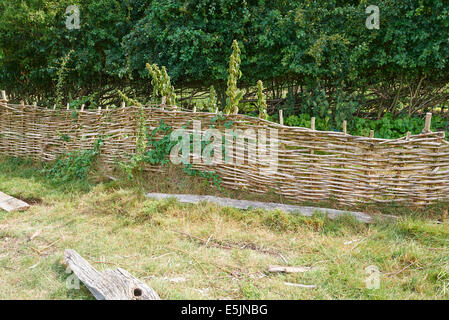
[0, 157, 448, 299]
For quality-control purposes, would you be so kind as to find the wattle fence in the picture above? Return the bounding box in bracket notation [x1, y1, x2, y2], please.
[1, 97, 448, 205]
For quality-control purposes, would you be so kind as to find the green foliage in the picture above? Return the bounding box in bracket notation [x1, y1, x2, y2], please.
[2, 0, 449, 118]
[144, 120, 177, 166]
[183, 164, 222, 190]
[0, 0, 149, 104]
[43, 139, 103, 183]
[54, 50, 74, 109]
[146, 63, 177, 106]
[351, 113, 448, 139]
[118, 90, 142, 107]
[69, 93, 98, 110]
[225, 40, 245, 115]
[256, 80, 268, 120]
[285, 113, 448, 139]
[120, 119, 222, 189]
[208, 86, 218, 112]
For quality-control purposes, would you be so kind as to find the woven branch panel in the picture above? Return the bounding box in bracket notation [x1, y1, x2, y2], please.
[0, 103, 448, 205]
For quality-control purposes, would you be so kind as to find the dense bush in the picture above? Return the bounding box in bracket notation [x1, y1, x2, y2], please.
[0, 0, 448, 127]
[279, 113, 449, 139]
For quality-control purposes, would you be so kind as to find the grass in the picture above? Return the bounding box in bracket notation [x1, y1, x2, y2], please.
[0, 156, 448, 299]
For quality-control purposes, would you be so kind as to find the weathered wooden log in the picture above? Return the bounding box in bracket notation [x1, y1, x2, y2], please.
[146, 193, 375, 223]
[64, 249, 161, 300]
[0, 191, 30, 212]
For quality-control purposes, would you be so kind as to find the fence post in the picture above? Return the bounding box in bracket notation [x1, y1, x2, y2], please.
[0, 90, 7, 107]
[406, 131, 411, 140]
[369, 130, 374, 139]
[161, 96, 166, 110]
[279, 109, 283, 126]
[343, 120, 347, 135]
[310, 117, 315, 155]
[422, 112, 432, 133]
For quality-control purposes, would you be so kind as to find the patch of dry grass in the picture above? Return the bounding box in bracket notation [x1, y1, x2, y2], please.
[0, 157, 448, 300]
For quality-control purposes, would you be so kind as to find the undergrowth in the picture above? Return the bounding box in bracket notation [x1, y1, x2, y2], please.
[42, 139, 103, 184]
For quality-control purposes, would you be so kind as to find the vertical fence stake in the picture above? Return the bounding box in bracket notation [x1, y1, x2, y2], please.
[121, 102, 126, 109]
[423, 112, 432, 133]
[33, 102, 37, 110]
[193, 106, 197, 113]
[53, 104, 56, 110]
[406, 131, 411, 140]
[0, 90, 7, 108]
[369, 130, 374, 139]
[343, 120, 347, 135]
[310, 117, 316, 155]
[81, 104, 85, 112]
[279, 109, 284, 126]
[66, 103, 70, 111]
[161, 96, 167, 110]
[215, 108, 218, 114]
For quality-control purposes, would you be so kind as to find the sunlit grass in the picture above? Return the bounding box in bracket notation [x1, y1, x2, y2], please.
[0, 156, 448, 299]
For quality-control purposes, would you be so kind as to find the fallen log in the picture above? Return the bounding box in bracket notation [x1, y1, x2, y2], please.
[0, 191, 30, 212]
[64, 249, 160, 300]
[146, 193, 375, 223]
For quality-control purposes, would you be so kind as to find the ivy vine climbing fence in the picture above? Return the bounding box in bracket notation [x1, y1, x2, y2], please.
[0, 91, 448, 205]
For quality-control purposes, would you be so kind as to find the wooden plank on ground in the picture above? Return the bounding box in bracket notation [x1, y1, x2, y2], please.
[64, 249, 161, 300]
[0, 191, 30, 212]
[146, 193, 376, 223]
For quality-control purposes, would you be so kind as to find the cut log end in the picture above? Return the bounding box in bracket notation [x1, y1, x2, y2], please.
[64, 249, 161, 300]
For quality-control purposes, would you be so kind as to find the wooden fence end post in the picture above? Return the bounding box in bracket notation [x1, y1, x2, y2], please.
[1, 90, 7, 105]
[161, 96, 167, 110]
[423, 112, 432, 133]
[311, 117, 315, 131]
[279, 109, 284, 126]
[369, 130, 374, 139]
[343, 120, 347, 135]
